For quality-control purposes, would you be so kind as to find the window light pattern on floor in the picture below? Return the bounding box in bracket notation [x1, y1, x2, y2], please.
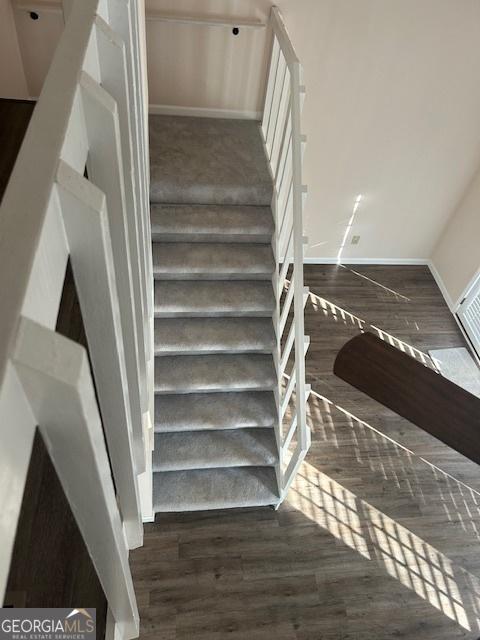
[288, 461, 480, 632]
[365, 503, 472, 629]
[307, 287, 437, 369]
[338, 264, 412, 302]
[307, 387, 480, 542]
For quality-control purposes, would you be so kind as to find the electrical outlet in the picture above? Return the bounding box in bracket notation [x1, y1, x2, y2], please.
[351, 235, 360, 245]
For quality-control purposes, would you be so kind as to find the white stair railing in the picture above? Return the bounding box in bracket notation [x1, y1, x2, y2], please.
[262, 6, 311, 503]
[0, 0, 152, 636]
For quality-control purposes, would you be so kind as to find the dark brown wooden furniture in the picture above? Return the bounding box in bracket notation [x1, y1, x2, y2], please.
[334, 331, 480, 465]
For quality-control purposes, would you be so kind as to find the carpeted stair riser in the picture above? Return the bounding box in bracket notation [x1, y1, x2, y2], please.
[152, 242, 274, 281]
[155, 354, 276, 394]
[154, 391, 277, 433]
[151, 204, 274, 243]
[154, 317, 275, 355]
[153, 466, 279, 512]
[153, 428, 277, 472]
[154, 280, 275, 318]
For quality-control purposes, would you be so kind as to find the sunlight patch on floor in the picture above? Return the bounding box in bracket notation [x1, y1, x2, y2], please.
[366, 503, 470, 629]
[306, 285, 437, 369]
[307, 387, 480, 541]
[370, 324, 438, 370]
[287, 460, 480, 632]
[308, 289, 365, 329]
[288, 465, 370, 560]
[338, 264, 411, 302]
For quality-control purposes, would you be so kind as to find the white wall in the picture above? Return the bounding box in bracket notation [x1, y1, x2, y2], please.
[6, 0, 480, 270]
[431, 167, 480, 309]
[7, 0, 271, 110]
[147, 0, 480, 264]
[12, 4, 63, 98]
[0, 0, 28, 98]
[146, 0, 271, 115]
[274, 0, 480, 262]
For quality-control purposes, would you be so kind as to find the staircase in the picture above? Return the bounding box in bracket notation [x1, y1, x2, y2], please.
[150, 115, 280, 512]
[0, 2, 308, 633]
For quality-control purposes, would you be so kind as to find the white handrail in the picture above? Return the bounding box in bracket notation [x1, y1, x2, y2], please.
[145, 12, 265, 28]
[0, 0, 152, 635]
[261, 6, 311, 502]
[14, 1, 266, 28]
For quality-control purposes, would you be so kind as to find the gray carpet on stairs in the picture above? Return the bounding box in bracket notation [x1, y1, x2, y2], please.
[154, 280, 275, 317]
[154, 391, 277, 433]
[151, 204, 274, 243]
[154, 317, 275, 355]
[153, 428, 278, 471]
[153, 467, 279, 512]
[155, 354, 277, 394]
[149, 116, 273, 206]
[152, 242, 274, 280]
[150, 115, 279, 513]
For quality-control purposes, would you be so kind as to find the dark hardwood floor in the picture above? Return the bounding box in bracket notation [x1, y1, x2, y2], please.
[4, 262, 107, 638]
[5, 432, 108, 640]
[131, 264, 480, 640]
[0, 99, 35, 202]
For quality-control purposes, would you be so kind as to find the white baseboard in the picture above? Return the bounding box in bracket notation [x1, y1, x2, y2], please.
[142, 514, 156, 523]
[427, 260, 455, 311]
[302, 256, 458, 311]
[303, 257, 430, 266]
[149, 103, 262, 120]
[428, 266, 480, 362]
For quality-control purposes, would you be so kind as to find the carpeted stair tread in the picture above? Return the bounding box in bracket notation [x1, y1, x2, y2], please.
[149, 114, 279, 513]
[154, 317, 275, 355]
[149, 115, 273, 206]
[155, 354, 276, 394]
[153, 428, 278, 472]
[154, 391, 277, 433]
[151, 204, 274, 243]
[152, 242, 274, 280]
[154, 280, 275, 317]
[153, 466, 279, 512]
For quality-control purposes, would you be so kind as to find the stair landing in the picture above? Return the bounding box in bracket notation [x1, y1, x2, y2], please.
[149, 115, 273, 206]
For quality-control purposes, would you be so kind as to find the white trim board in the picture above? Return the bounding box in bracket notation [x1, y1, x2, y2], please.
[14, 3, 267, 28]
[454, 313, 480, 366]
[304, 257, 430, 266]
[426, 263, 477, 364]
[427, 263, 480, 365]
[149, 104, 262, 120]
[142, 514, 156, 523]
[146, 12, 266, 29]
[303, 257, 456, 311]
[427, 260, 455, 311]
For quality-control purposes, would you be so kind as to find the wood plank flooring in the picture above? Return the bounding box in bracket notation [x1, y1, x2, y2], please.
[131, 264, 480, 640]
[4, 262, 107, 638]
[4, 432, 108, 640]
